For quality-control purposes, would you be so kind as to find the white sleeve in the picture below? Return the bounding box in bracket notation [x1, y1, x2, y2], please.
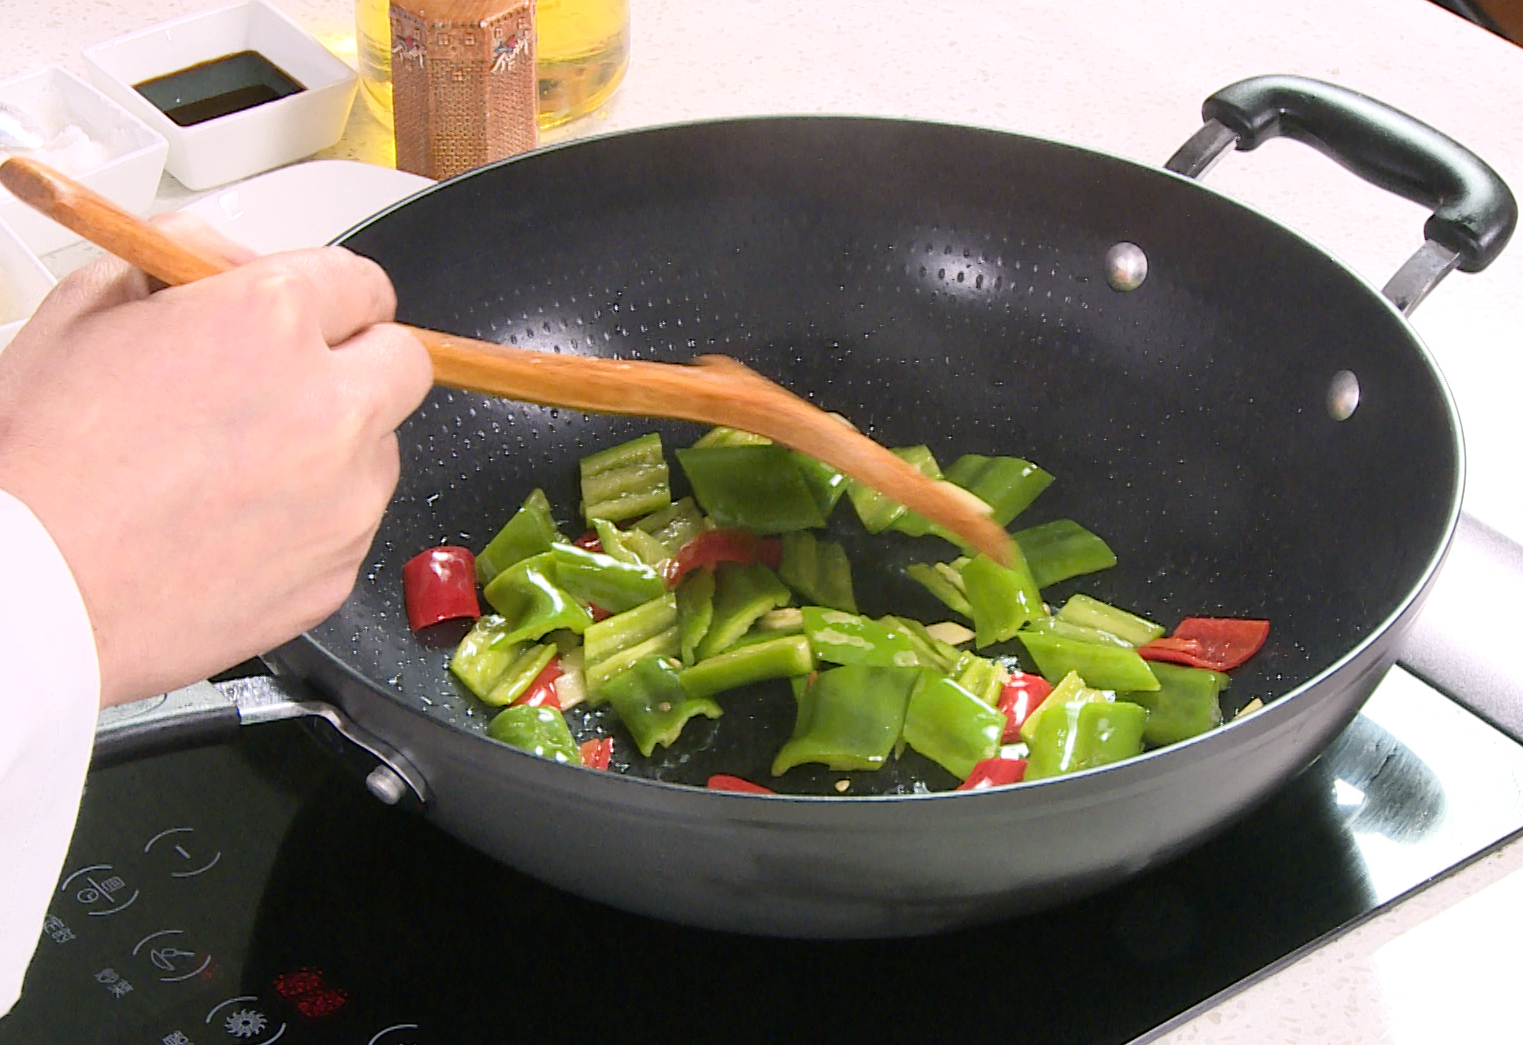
[0, 490, 101, 1017]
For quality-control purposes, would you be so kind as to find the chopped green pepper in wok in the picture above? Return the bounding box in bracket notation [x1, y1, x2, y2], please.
[418, 422, 1271, 793]
[603, 656, 723, 757]
[801, 607, 921, 668]
[772, 665, 920, 775]
[901, 671, 1006, 780]
[481, 552, 595, 644]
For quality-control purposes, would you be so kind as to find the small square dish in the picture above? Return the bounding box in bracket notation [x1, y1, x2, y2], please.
[83, 0, 359, 190]
[0, 66, 169, 255]
[0, 217, 57, 351]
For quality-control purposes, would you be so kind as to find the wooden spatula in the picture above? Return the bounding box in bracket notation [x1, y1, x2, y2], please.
[0, 155, 1012, 563]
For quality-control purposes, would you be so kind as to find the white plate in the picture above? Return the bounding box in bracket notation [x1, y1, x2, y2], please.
[177, 158, 431, 252]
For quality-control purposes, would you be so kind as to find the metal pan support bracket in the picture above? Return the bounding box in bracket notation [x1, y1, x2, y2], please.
[1164, 74, 1517, 315]
[94, 675, 430, 810]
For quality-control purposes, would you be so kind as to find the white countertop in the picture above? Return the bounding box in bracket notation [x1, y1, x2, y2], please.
[4, 0, 1523, 1040]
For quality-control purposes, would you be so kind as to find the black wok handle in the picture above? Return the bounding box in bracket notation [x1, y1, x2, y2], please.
[1195, 75, 1517, 273]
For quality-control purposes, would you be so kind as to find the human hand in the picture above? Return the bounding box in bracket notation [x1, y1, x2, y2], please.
[0, 215, 433, 707]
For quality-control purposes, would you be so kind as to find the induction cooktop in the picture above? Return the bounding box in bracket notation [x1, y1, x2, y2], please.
[3, 666, 1521, 1045]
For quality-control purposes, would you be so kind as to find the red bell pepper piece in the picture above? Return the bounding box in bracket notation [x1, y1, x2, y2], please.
[515, 659, 564, 709]
[997, 672, 1054, 742]
[579, 737, 614, 770]
[705, 774, 777, 794]
[588, 604, 613, 622]
[572, 531, 604, 553]
[401, 546, 481, 631]
[1138, 617, 1270, 672]
[956, 757, 1027, 790]
[663, 529, 784, 587]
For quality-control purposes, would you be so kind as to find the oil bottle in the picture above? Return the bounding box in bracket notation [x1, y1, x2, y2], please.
[356, 0, 628, 132]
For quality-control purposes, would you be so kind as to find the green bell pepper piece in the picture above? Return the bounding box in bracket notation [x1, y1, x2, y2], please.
[1023, 614, 1135, 648]
[481, 552, 594, 644]
[902, 671, 1006, 780]
[802, 607, 921, 668]
[1056, 594, 1165, 646]
[1014, 519, 1118, 589]
[960, 551, 1044, 648]
[482, 641, 558, 707]
[1119, 661, 1226, 746]
[951, 651, 1005, 706]
[695, 562, 792, 660]
[676, 568, 715, 665]
[792, 452, 848, 517]
[448, 615, 523, 698]
[1024, 698, 1148, 780]
[943, 454, 1054, 527]
[584, 592, 678, 664]
[602, 656, 723, 757]
[905, 561, 974, 619]
[880, 615, 963, 674]
[722, 610, 806, 653]
[583, 593, 680, 701]
[580, 433, 672, 524]
[690, 426, 846, 518]
[486, 704, 582, 764]
[676, 445, 827, 533]
[845, 445, 942, 534]
[692, 426, 772, 448]
[1017, 628, 1160, 691]
[550, 543, 666, 614]
[591, 518, 642, 565]
[476, 489, 563, 584]
[633, 496, 709, 554]
[778, 531, 857, 613]
[1019, 670, 1100, 744]
[772, 665, 920, 775]
[679, 634, 815, 700]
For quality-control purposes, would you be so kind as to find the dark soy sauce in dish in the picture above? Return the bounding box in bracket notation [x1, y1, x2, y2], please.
[133, 51, 305, 127]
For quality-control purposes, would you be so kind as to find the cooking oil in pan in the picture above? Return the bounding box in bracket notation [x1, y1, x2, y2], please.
[356, 0, 628, 130]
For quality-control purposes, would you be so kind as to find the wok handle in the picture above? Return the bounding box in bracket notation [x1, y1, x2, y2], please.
[93, 674, 430, 809]
[1191, 75, 1517, 275]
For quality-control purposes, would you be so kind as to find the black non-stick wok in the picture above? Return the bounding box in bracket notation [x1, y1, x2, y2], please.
[98, 76, 1519, 937]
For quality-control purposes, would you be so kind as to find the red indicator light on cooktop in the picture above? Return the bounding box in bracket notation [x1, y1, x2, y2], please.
[272, 966, 349, 1018]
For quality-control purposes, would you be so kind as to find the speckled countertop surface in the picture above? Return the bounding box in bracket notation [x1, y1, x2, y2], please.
[3, 1, 1523, 1040]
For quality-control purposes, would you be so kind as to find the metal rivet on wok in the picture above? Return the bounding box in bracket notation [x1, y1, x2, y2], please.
[366, 765, 408, 805]
[1328, 370, 1360, 421]
[1104, 242, 1148, 292]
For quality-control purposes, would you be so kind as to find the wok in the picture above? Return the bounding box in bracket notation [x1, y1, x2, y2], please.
[98, 76, 1518, 937]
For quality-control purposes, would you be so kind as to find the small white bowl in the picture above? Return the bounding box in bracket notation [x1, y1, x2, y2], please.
[83, 0, 359, 190]
[0, 66, 169, 255]
[0, 216, 57, 351]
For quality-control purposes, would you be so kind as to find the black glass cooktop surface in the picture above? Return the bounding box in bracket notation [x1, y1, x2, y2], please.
[4, 667, 1522, 1045]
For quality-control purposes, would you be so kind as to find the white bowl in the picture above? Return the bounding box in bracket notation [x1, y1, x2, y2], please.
[83, 0, 359, 190]
[0, 66, 169, 255]
[0, 217, 56, 351]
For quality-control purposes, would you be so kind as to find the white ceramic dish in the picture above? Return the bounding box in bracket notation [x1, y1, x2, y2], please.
[0, 216, 56, 351]
[0, 65, 168, 255]
[176, 158, 431, 253]
[83, 0, 358, 191]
